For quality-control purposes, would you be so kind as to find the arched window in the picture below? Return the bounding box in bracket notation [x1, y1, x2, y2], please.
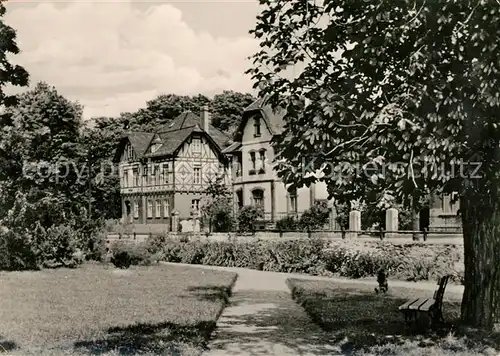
[252, 189, 264, 208]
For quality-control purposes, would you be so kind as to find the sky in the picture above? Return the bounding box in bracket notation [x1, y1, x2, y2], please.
[4, 0, 262, 120]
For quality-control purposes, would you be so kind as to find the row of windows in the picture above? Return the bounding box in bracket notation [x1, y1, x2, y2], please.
[127, 199, 202, 219]
[122, 164, 171, 188]
[122, 164, 225, 187]
[233, 150, 267, 177]
[127, 199, 170, 219]
[234, 188, 297, 212]
[145, 199, 170, 219]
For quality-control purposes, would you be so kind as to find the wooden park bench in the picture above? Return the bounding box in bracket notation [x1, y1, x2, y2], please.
[398, 275, 451, 329]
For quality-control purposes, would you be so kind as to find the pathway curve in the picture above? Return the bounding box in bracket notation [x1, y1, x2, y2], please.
[161, 263, 464, 356]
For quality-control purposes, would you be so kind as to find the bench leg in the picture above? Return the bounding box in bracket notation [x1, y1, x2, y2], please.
[403, 310, 416, 326]
[429, 308, 444, 330]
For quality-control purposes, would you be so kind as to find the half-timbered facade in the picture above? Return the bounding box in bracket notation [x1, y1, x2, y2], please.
[114, 107, 231, 230]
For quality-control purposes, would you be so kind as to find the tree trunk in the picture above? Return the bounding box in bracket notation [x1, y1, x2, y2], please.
[412, 209, 420, 240]
[460, 193, 500, 329]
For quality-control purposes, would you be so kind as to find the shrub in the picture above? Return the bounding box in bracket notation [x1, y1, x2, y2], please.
[0, 228, 38, 270]
[276, 216, 298, 231]
[147, 235, 464, 284]
[211, 210, 234, 232]
[237, 206, 264, 233]
[34, 224, 81, 269]
[84, 229, 107, 262]
[110, 242, 152, 269]
[298, 200, 330, 231]
[200, 177, 234, 232]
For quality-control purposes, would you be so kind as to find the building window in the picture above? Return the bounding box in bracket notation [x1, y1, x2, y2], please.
[234, 156, 242, 177]
[133, 201, 139, 218]
[123, 169, 128, 188]
[133, 169, 139, 187]
[126, 144, 134, 161]
[147, 199, 153, 218]
[193, 167, 201, 184]
[259, 149, 266, 174]
[249, 152, 256, 174]
[191, 199, 200, 213]
[163, 199, 170, 217]
[192, 137, 201, 153]
[155, 165, 160, 185]
[143, 165, 148, 184]
[254, 117, 261, 137]
[162, 163, 169, 184]
[288, 188, 297, 213]
[156, 200, 161, 218]
[252, 189, 264, 208]
[150, 165, 156, 186]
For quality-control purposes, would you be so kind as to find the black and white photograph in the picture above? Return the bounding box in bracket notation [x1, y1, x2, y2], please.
[0, 0, 498, 354]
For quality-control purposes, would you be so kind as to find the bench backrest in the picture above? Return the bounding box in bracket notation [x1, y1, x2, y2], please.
[433, 275, 450, 308]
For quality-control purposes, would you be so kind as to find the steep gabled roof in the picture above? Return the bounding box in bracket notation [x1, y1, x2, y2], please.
[156, 112, 201, 133]
[113, 131, 154, 162]
[233, 95, 286, 142]
[143, 127, 194, 158]
[116, 111, 232, 160]
[127, 132, 155, 155]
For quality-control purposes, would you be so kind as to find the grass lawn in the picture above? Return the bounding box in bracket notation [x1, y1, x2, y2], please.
[0, 263, 237, 355]
[287, 278, 500, 355]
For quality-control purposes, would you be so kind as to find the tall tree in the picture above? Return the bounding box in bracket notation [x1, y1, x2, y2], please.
[0, 82, 86, 228]
[210, 90, 255, 133]
[249, 0, 500, 328]
[123, 94, 210, 131]
[0, 0, 29, 113]
[80, 117, 124, 221]
[0, 0, 29, 197]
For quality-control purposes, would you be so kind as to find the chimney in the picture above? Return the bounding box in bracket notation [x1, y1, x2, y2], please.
[201, 105, 210, 133]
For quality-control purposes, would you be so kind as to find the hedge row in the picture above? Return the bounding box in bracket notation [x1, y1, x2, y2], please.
[110, 235, 464, 284]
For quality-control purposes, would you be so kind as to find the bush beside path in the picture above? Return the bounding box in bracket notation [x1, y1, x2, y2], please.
[116, 235, 465, 285]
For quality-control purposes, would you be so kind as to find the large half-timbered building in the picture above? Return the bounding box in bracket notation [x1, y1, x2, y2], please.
[114, 107, 231, 230]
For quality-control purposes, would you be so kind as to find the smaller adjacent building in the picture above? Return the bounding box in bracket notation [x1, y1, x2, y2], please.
[223, 96, 333, 228]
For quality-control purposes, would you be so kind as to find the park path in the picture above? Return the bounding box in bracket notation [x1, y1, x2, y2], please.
[162, 263, 464, 356]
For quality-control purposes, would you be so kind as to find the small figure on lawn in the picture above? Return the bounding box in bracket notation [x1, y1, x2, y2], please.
[375, 268, 388, 294]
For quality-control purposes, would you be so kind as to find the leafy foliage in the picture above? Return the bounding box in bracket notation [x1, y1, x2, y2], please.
[148, 237, 464, 283]
[298, 199, 330, 231]
[0, 2, 29, 113]
[248, 0, 500, 328]
[110, 241, 152, 269]
[200, 176, 234, 232]
[237, 205, 264, 233]
[210, 90, 256, 134]
[0, 83, 99, 269]
[276, 215, 298, 231]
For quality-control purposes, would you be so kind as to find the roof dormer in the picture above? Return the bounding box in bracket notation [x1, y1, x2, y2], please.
[150, 135, 162, 153]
